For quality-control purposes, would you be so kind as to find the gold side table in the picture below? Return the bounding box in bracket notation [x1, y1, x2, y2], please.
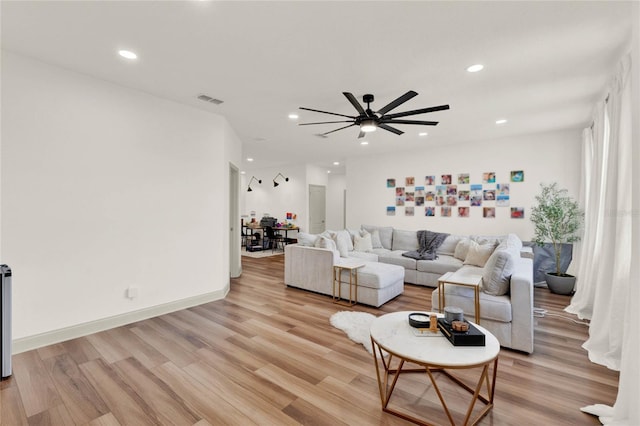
[438, 272, 483, 324]
[333, 260, 365, 306]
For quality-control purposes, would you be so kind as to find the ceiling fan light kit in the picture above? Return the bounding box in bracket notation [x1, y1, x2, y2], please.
[299, 91, 449, 138]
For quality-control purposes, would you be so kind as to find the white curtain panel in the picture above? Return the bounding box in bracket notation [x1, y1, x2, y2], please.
[566, 54, 638, 425]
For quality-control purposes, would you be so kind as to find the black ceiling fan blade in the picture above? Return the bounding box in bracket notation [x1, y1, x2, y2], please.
[299, 107, 355, 119]
[299, 120, 354, 126]
[381, 119, 439, 126]
[383, 104, 450, 119]
[321, 123, 357, 136]
[378, 123, 404, 135]
[376, 90, 418, 115]
[343, 92, 366, 115]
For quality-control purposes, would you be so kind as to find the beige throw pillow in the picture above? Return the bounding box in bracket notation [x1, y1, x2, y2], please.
[370, 229, 383, 249]
[454, 238, 472, 261]
[482, 249, 515, 296]
[463, 240, 495, 267]
[354, 232, 373, 252]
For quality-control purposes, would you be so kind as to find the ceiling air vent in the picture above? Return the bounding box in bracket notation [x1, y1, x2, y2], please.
[197, 94, 224, 105]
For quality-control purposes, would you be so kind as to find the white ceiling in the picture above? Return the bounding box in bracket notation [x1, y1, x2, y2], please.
[1, 1, 632, 174]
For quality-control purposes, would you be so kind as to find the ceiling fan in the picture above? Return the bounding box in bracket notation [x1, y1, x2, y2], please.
[299, 91, 449, 138]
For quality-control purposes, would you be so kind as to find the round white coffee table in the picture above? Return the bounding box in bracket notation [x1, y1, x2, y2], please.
[370, 311, 500, 426]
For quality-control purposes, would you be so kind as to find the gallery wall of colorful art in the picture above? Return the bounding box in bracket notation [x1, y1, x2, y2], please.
[386, 170, 525, 219]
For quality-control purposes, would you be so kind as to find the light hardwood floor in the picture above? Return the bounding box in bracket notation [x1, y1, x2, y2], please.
[1, 255, 618, 425]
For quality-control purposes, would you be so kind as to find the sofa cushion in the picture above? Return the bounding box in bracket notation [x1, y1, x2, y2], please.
[437, 235, 465, 256]
[348, 251, 379, 262]
[463, 240, 495, 267]
[337, 261, 404, 290]
[453, 238, 472, 260]
[496, 233, 523, 251]
[378, 250, 417, 270]
[482, 248, 516, 296]
[417, 255, 464, 275]
[298, 232, 318, 247]
[471, 235, 506, 246]
[391, 229, 419, 251]
[362, 225, 393, 250]
[354, 232, 373, 252]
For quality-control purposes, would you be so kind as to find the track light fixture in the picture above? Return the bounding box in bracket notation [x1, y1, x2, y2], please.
[273, 172, 289, 188]
[247, 176, 262, 192]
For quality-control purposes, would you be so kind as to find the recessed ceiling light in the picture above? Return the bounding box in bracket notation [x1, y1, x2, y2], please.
[360, 141, 369, 146]
[419, 132, 428, 137]
[246, 157, 254, 162]
[496, 119, 508, 125]
[118, 50, 137, 60]
[288, 113, 299, 120]
[466, 64, 484, 73]
[240, 171, 246, 174]
[327, 170, 331, 174]
[333, 161, 340, 166]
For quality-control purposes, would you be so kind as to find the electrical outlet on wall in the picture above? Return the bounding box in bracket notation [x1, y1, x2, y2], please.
[127, 287, 139, 299]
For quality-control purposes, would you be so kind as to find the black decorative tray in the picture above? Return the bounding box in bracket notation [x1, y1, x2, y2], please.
[437, 318, 485, 346]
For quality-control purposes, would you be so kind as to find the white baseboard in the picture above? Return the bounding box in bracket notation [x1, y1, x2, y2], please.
[12, 283, 230, 354]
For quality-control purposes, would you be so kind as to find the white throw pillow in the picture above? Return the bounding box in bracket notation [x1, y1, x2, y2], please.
[463, 240, 496, 267]
[315, 236, 340, 263]
[331, 230, 352, 258]
[370, 229, 383, 249]
[482, 249, 515, 296]
[297, 232, 318, 247]
[354, 233, 373, 252]
[453, 238, 472, 261]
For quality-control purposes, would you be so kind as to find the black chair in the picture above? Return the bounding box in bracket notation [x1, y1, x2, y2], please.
[264, 226, 284, 252]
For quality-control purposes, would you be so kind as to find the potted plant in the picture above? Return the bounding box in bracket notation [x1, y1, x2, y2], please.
[530, 182, 584, 294]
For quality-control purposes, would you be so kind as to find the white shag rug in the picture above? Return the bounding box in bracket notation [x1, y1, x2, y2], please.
[330, 311, 377, 354]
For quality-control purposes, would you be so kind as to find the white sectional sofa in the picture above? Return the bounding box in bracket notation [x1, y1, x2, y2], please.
[283, 225, 535, 353]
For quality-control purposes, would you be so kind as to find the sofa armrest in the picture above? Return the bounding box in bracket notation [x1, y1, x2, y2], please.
[520, 246, 534, 259]
[284, 244, 334, 294]
[509, 256, 534, 353]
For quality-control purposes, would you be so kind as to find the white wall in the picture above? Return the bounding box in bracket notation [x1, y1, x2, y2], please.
[241, 164, 306, 229]
[241, 164, 330, 233]
[326, 173, 346, 230]
[346, 129, 582, 241]
[1, 51, 241, 344]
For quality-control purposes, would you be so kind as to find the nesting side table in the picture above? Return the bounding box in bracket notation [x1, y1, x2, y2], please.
[333, 260, 365, 306]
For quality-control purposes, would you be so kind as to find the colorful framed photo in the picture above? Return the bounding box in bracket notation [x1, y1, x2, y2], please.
[511, 207, 525, 218]
[510, 170, 524, 182]
[387, 206, 396, 216]
[483, 172, 496, 183]
[405, 206, 414, 216]
[441, 174, 452, 184]
[406, 176, 415, 186]
[458, 207, 470, 217]
[483, 189, 496, 201]
[387, 178, 396, 188]
[425, 206, 436, 217]
[483, 207, 496, 218]
[458, 173, 470, 184]
[441, 206, 452, 217]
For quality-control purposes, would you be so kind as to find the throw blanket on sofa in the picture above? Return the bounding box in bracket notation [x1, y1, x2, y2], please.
[402, 230, 450, 260]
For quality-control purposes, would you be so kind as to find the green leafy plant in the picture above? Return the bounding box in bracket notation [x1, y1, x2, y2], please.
[530, 182, 584, 276]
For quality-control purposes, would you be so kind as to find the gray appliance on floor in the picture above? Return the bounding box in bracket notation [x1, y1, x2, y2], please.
[1, 264, 11, 379]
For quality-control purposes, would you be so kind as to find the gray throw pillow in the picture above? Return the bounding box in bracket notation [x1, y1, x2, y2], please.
[482, 249, 515, 296]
